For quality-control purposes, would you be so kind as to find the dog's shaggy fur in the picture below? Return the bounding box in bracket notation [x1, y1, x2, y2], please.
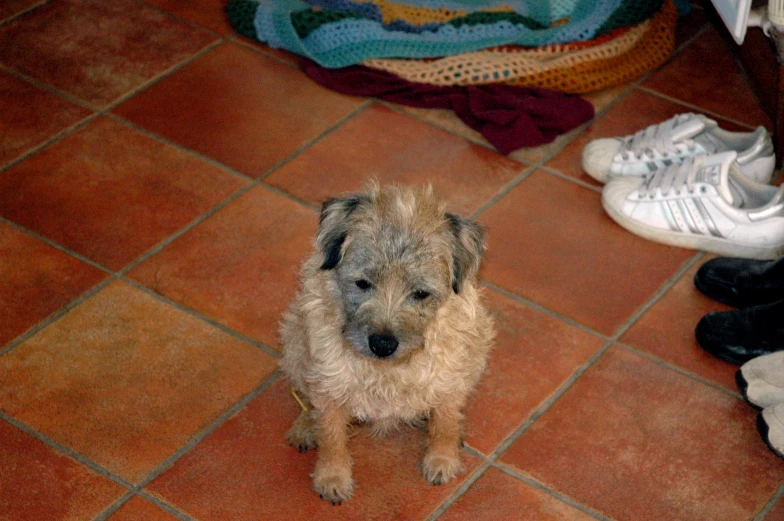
[280, 184, 494, 503]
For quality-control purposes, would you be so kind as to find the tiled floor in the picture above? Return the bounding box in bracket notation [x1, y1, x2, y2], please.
[1, 2, 782, 520]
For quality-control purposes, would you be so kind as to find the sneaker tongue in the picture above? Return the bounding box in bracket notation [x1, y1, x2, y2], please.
[671, 117, 706, 143]
[697, 151, 737, 205]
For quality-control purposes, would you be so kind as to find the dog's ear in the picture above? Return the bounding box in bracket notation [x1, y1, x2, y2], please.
[446, 213, 485, 293]
[317, 194, 369, 270]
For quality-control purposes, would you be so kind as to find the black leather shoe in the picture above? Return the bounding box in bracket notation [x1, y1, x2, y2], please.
[694, 256, 784, 308]
[695, 298, 784, 365]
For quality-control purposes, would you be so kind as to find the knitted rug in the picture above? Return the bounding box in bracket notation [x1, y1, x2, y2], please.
[359, 0, 677, 93]
[226, 0, 663, 68]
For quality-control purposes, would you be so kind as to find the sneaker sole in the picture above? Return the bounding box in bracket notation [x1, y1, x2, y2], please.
[757, 412, 784, 460]
[601, 196, 784, 260]
[735, 369, 763, 410]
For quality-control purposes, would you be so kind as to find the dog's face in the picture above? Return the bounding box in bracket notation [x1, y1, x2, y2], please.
[317, 186, 484, 362]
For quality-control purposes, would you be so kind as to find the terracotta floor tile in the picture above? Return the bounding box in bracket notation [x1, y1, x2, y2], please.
[621, 257, 738, 389]
[265, 104, 526, 215]
[147, 379, 481, 521]
[464, 289, 605, 455]
[0, 281, 278, 483]
[0, 0, 217, 108]
[0, 223, 106, 348]
[478, 171, 694, 335]
[544, 88, 752, 185]
[0, 0, 42, 20]
[643, 28, 772, 128]
[0, 70, 91, 168]
[233, 37, 302, 67]
[0, 117, 247, 270]
[765, 497, 784, 521]
[501, 346, 784, 521]
[143, 0, 233, 34]
[0, 419, 124, 521]
[128, 186, 317, 349]
[113, 42, 365, 177]
[439, 467, 596, 521]
[107, 496, 180, 521]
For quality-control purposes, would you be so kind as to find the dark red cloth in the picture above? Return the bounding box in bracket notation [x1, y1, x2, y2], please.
[302, 60, 594, 154]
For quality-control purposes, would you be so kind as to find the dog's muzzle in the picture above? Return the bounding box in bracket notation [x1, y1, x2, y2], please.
[368, 333, 399, 358]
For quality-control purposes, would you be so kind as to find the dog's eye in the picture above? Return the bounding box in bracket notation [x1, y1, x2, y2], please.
[412, 290, 431, 301]
[355, 279, 372, 290]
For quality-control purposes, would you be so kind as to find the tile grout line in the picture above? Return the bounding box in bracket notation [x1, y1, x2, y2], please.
[489, 340, 615, 459]
[0, 0, 50, 28]
[487, 251, 705, 459]
[91, 491, 135, 521]
[469, 165, 536, 220]
[424, 462, 492, 521]
[100, 39, 225, 113]
[537, 165, 603, 193]
[131, 0, 224, 38]
[0, 112, 100, 175]
[0, 63, 94, 110]
[135, 371, 282, 489]
[122, 277, 282, 359]
[492, 461, 612, 521]
[105, 112, 320, 211]
[229, 34, 302, 70]
[378, 101, 500, 154]
[479, 281, 612, 341]
[136, 491, 198, 521]
[619, 342, 744, 400]
[0, 276, 117, 357]
[635, 85, 760, 130]
[434, 254, 708, 519]
[0, 35, 225, 177]
[0, 414, 137, 491]
[257, 100, 374, 181]
[754, 479, 784, 521]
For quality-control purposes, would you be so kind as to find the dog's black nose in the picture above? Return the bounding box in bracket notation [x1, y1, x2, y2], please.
[368, 334, 399, 358]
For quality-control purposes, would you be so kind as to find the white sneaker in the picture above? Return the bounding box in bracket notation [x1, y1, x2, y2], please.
[582, 113, 775, 184]
[759, 403, 784, 460]
[602, 151, 784, 260]
[738, 351, 784, 410]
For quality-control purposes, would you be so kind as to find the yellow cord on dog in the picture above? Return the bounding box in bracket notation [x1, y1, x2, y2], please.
[291, 388, 309, 412]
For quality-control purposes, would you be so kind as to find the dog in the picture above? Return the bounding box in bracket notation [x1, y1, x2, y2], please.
[280, 184, 494, 503]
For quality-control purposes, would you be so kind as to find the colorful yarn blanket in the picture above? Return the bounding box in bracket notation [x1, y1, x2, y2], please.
[226, 0, 663, 68]
[359, 0, 678, 93]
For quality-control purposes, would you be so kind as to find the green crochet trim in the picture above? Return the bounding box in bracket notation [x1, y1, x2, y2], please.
[448, 12, 544, 31]
[596, 0, 662, 35]
[226, 0, 259, 40]
[289, 7, 544, 39]
[291, 9, 365, 38]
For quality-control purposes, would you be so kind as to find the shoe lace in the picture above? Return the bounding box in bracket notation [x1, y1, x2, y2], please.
[638, 156, 698, 198]
[621, 114, 698, 161]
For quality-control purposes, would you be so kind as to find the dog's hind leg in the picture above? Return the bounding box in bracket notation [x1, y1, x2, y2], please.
[312, 401, 354, 504]
[287, 407, 318, 452]
[422, 403, 466, 485]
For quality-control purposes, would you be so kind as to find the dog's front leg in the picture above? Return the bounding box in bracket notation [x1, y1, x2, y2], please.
[423, 403, 465, 485]
[312, 401, 354, 504]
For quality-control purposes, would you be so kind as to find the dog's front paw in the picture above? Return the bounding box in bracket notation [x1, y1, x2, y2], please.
[422, 452, 464, 485]
[313, 465, 354, 504]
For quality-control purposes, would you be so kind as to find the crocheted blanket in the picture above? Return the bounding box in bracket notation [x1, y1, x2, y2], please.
[358, 0, 677, 93]
[226, 0, 663, 68]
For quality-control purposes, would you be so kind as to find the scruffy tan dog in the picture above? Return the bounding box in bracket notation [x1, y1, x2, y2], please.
[280, 184, 494, 504]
